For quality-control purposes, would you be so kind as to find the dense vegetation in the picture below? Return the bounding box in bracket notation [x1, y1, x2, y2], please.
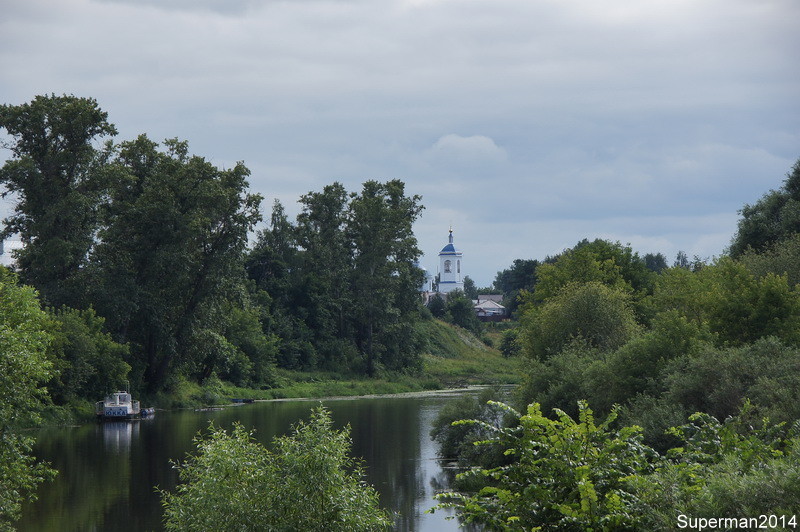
[432, 158, 800, 528]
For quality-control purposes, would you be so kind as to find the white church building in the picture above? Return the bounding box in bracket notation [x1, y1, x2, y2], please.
[437, 229, 464, 294]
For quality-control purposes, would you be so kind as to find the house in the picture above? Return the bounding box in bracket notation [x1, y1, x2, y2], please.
[473, 295, 507, 322]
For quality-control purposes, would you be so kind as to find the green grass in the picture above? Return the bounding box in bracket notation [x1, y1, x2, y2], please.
[419, 319, 521, 386]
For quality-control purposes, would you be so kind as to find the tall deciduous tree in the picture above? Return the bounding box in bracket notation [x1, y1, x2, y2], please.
[348, 180, 424, 375]
[0, 94, 117, 307]
[91, 135, 262, 392]
[296, 183, 354, 366]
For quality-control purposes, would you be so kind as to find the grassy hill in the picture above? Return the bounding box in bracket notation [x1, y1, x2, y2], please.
[417, 319, 520, 387]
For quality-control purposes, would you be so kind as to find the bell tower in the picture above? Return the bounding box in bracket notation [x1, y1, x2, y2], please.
[438, 228, 464, 294]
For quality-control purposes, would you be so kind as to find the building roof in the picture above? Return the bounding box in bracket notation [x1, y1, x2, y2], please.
[473, 299, 506, 310]
[476, 294, 504, 304]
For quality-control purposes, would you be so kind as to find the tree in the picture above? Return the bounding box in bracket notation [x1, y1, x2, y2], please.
[348, 180, 424, 375]
[462, 275, 478, 299]
[445, 290, 481, 334]
[161, 406, 391, 531]
[295, 183, 355, 368]
[653, 257, 800, 347]
[533, 239, 654, 304]
[493, 259, 539, 315]
[0, 269, 57, 529]
[739, 232, 800, 287]
[643, 252, 668, 273]
[46, 306, 130, 405]
[246, 200, 314, 369]
[520, 281, 640, 360]
[729, 158, 800, 257]
[426, 293, 446, 318]
[91, 135, 263, 392]
[0, 94, 117, 307]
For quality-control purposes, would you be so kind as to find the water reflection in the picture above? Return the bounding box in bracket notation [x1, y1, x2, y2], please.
[102, 421, 138, 453]
[19, 392, 482, 531]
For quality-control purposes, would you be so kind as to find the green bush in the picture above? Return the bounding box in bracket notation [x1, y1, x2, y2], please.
[162, 406, 391, 531]
[435, 401, 656, 531]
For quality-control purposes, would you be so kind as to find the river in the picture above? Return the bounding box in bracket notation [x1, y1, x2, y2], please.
[18, 389, 488, 531]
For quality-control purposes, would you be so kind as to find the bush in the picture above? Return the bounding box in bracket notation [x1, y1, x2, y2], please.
[430, 388, 509, 468]
[520, 282, 640, 360]
[435, 401, 657, 531]
[162, 406, 391, 531]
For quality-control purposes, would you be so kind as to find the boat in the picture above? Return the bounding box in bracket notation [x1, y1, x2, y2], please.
[95, 391, 142, 419]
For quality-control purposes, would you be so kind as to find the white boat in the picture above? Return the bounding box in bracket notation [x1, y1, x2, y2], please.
[96, 391, 141, 419]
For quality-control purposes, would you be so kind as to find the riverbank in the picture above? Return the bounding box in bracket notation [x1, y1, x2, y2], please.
[182, 320, 519, 406]
[46, 319, 521, 421]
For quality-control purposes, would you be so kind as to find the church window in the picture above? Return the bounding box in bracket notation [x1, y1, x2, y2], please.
[444, 260, 451, 273]
[457, 260, 460, 273]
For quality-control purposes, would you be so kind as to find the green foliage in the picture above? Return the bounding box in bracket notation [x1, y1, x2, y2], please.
[498, 327, 520, 358]
[349, 179, 425, 374]
[533, 239, 654, 303]
[462, 275, 478, 299]
[161, 406, 391, 531]
[248, 180, 425, 376]
[219, 304, 277, 388]
[493, 258, 539, 315]
[444, 290, 482, 334]
[0, 94, 117, 308]
[437, 399, 800, 531]
[730, 158, 800, 257]
[520, 281, 640, 360]
[739, 231, 800, 287]
[630, 408, 800, 528]
[653, 257, 800, 347]
[46, 306, 130, 404]
[91, 135, 263, 393]
[426, 293, 446, 318]
[0, 269, 57, 529]
[430, 388, 510, 468]
[435, 401, 656, 531]
[593, 311, 711, 412]
[662, 337, 800, 423]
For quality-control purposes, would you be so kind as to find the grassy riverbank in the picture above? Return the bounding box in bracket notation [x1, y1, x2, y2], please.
[155, 319, 520, 408]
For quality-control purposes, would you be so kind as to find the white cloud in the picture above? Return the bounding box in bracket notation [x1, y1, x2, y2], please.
[426, 134, 507, 166]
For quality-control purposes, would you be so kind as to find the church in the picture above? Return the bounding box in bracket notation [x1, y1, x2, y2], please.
[437, 228, 464, 294]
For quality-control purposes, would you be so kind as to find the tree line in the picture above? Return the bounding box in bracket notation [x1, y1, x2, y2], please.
[0, 94, 427, 403]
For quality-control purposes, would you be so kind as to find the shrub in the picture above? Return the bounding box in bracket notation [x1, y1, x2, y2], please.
[162, 406, 391, 531]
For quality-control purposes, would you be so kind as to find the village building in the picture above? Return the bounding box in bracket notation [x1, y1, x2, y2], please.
[473, 294, 507, 322]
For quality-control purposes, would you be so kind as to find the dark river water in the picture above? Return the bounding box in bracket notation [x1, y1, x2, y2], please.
[18, 390, 486, 531]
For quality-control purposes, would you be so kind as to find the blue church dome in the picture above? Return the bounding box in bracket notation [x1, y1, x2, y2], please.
[440, 243, 457, 254]
[439, 230, 461, 255]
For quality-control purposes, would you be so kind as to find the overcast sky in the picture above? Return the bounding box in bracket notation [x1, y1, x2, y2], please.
[2, 0, 798, 285]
